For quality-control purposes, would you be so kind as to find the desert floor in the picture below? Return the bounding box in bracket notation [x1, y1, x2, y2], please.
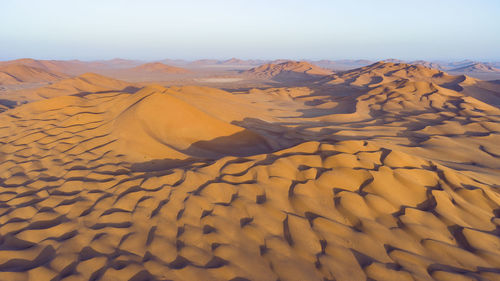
[0, 61, 499, 281]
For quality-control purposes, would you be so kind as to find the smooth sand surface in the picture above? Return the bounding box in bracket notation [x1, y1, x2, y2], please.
[0, 61, 499, 280]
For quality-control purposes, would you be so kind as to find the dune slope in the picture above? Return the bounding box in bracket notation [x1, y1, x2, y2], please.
[0, 64, 68, 85]
[10, 72, 134, 101]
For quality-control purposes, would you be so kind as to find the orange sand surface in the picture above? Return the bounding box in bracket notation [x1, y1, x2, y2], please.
[0, 60, 499, 280]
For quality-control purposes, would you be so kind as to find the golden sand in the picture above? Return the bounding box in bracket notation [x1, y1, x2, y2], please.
[0, 61, 499, 280]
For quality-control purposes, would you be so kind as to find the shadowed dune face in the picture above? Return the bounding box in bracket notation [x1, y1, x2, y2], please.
[0, 62, 499, 280]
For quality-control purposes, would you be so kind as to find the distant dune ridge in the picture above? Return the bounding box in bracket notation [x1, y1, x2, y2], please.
[0, 58, 500, 280]
[218, 58, 265, 66]
[1, 57, 499, 78]
[188, 58, 267, 67]
[0, 64, 68, 85]
[405, 60, 444, 70]
[0, 58, 84, 74]
[128, 62, 191, 74]
[0, 58, 144, 76]
[9, 72, 134, 101]
[450, 62, 500, 73]
[323, 61, 460, 87]
[308, 59, 374, 70]
[245, 61, 333, 81]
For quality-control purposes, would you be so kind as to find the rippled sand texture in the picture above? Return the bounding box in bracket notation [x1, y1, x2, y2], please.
[0, 62, 499, 281]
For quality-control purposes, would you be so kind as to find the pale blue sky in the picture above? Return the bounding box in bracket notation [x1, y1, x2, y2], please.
[1, 0, 499, 61]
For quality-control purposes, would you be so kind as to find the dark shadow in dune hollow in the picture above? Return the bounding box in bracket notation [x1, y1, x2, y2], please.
[71, 86, 141, 98]
[130, 128, 280, 172]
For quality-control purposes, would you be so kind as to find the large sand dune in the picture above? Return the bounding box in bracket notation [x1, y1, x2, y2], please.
[0, 60, 499, 281]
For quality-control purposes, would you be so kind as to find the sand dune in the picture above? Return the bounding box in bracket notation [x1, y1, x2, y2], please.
[10, 73, 134, 101]
[0, 61, 499, 281]
[112, 85, 271, 160]
[0, 64, 68, 85]
[461, 80, 500, 107]
[322, 61, 470, 89]
[407, 60, 444, 70]
[371, 60, 500, 80]
[320, 61, 500, 107]
[0, 58, 83, 74]
[0, 58, 145, 76]
[450, 63, 500, 73]
[7, 83, 271, 160]
[309, 59, 374, 71]
[245, 61, 333, 81]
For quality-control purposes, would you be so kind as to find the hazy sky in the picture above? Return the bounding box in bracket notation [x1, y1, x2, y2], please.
[1, 0, 499, 61]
